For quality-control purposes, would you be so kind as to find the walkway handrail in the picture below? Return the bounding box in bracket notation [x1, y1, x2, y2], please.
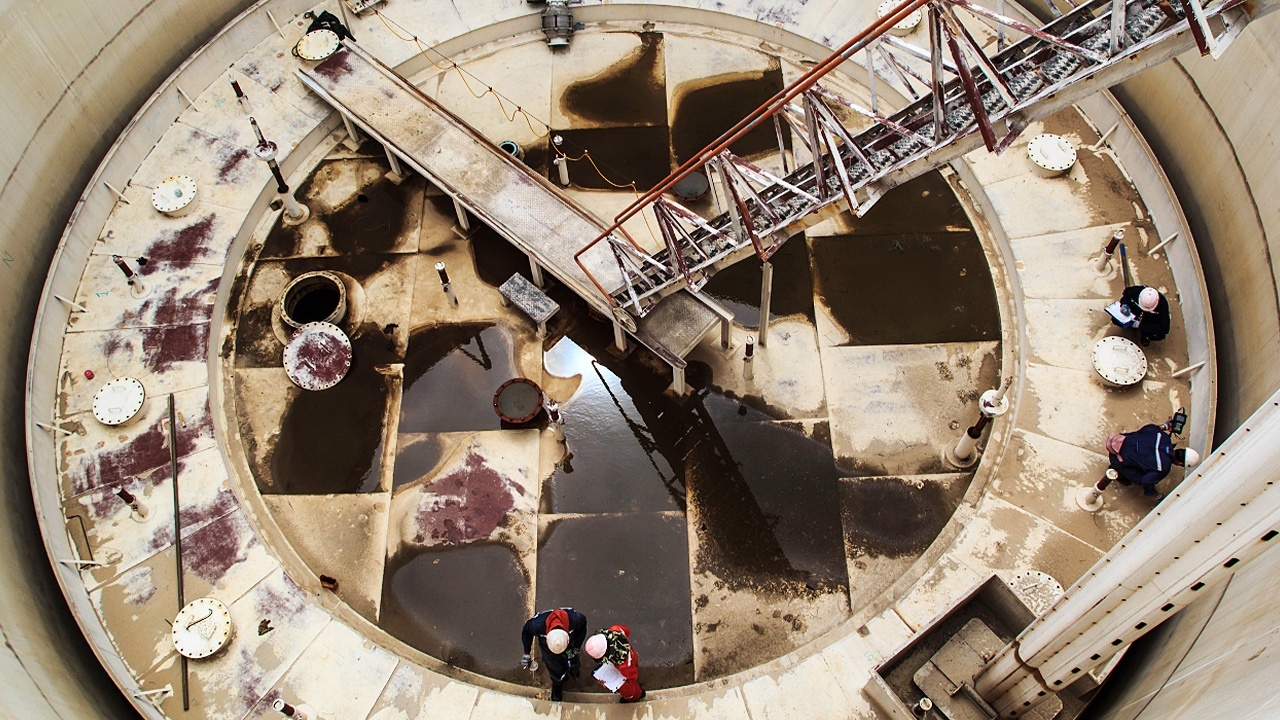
[572, 0, 933, 304]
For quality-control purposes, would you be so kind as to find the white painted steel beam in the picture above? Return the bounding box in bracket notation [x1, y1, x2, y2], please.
[974, 390, 1280, 718]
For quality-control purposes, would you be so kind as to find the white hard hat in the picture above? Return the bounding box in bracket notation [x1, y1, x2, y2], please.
[584, 633, 607, 659]
[1179, 448, 1201, 467]
[1139, 287, 1160, 312]
[546, 628, 569, 654]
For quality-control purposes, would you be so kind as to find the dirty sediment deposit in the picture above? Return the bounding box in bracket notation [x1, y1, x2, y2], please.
[220, 37, 1006, 693]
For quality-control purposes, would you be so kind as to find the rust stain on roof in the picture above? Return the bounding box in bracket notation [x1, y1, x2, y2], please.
[413, 449, 524, 545]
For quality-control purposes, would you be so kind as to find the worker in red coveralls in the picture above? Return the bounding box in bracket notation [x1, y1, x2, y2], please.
[584, 625, 646, 703]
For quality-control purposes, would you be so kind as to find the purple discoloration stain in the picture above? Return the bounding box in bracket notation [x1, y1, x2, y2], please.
[145, 214, 219, 265]
[218, 147, 252, 182]
[290, 330, 350, 386]
[254, 574, 308, 620]
[119, 565, 158, 605]
[65, 404, 213, 496]
[139, 323, 210, 373]
[184, 511, 255, 584]
[313, 50, 353, 81]
[121, 277, 218, 327]
[414, 449, 524, 545]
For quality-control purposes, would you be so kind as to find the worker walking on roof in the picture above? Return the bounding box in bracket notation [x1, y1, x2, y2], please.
[1105, 421, 1200, 500]
[521, 607, 587, 701]
[585, 624, 646, 703]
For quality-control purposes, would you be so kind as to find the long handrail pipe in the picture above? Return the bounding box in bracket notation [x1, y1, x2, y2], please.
[572, 0, 933, 303]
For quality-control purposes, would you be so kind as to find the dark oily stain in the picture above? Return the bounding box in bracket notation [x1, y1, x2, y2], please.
[393, 435, 445, 489]
[839, 477, 959, 559]
[551, 126, 672, 191]
[267, 346, 389, 494]
[313, 49, 353, 81]
[64, 409, 213, 496]
[411, 449, 522, 545]
[399, 324, 517, 434]
[468, 219, 535, 288]
[560, 32, 666, 127]
[324, 175, 417, 255]
[810, 230, 999, 345]
[184, 510, 255, 584]
[233, 254, 404, 368]
[536, 513, 694, 690]
[700, 232, 813, 328]
[139, 323, 210, 373]
[847, 172, 971, 236]
[687, 394, 848, 593]
[380, 543, 530, 684]
[543, 335, 682, 514]
[670, 63, 787, 165]
[146, 214, 217, 264]
[261, 153, 421, 258]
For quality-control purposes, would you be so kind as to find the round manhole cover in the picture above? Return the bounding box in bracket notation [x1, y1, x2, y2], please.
[493, 378, 544, 424]
[294, 28, 340, 61]
[171, 597, 233, 659]
[151, 175, 197, 216]
[1008, 570, 1065, 616]
[672, 170, 710, 201]
[1092, 336, 1147, 387]
[92, 377, 146, 426]
[1027, 133, 1078, 176]
[283, 322, 353, 391]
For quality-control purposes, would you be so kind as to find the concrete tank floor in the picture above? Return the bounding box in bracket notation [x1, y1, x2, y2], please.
[32, 6, 1210, 719]
[226, 145, 996, 689]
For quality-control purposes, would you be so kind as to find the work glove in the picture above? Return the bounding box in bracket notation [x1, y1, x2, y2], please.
[521, 654, 532, 670]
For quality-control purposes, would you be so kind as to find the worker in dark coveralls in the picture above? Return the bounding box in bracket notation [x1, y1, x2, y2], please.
[521, 607, 587, 701]
[584, 624, 646, 703]
[1105, 423, 1200, 500]
[1110, 285, 1171, 346]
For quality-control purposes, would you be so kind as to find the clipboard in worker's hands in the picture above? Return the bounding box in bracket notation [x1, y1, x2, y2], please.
[593, 662, 626, 691]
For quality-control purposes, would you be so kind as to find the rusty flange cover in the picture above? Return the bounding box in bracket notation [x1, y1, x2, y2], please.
[493, 377, 544, 424]
[283, 322, 353, 391]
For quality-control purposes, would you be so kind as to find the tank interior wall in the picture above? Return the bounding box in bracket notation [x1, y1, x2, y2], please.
[1083, 11, 1280, 718]
[2, 1, 1280, 718]
[0, 1, 255, 717]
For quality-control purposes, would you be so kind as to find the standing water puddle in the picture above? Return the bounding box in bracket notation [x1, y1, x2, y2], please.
[399, 323, 518, 433]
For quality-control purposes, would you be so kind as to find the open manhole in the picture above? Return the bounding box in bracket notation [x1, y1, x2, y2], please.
[280, 271, 347, 330]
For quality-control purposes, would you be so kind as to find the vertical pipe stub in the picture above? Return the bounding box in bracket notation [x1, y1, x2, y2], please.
[498, 140, 525, 160]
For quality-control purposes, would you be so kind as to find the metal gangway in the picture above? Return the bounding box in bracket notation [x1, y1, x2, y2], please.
[574, 0, 1268, 319]
[298, 41, 734, 392]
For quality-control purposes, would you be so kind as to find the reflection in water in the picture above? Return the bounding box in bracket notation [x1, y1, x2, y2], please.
[399, 324, 517, 433]
[380, 543, 531, 685]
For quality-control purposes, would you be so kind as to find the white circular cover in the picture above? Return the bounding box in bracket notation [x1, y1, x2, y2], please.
[151, 174, 197, 216]
[171, 597, 233, 659]
[92, 377, 146, 426]
[295, 29, 340, 61]
[1092, 335, 1147, 387]
[1027, 133, 1078, 174]
[877, 0, 922, 34]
